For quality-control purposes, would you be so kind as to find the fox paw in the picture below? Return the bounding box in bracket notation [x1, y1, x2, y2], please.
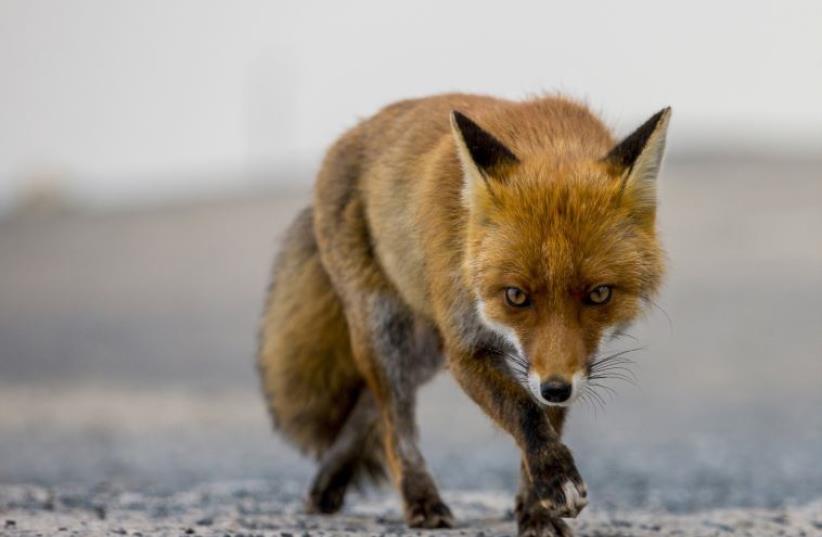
[538, 478, 587, 518]
[518, 513, 573, 537]
[404, 497, 454, 529]
[305, 476, 347, 514]
[516, 489, 574, 537]
[528, 444, 588, 518]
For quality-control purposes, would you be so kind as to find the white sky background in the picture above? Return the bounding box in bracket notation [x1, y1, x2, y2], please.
[0, 1, 820, 209]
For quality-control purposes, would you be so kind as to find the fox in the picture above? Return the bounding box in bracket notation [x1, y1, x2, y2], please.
[258, 93, 670, 537]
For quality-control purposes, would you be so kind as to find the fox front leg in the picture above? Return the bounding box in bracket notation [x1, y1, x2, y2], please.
[516, 460, 574, 537]
[446, 346, 587, 526]
[522, 437, 587, 520]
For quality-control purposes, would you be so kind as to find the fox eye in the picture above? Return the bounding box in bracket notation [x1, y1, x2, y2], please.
[504, 287, 531, 308]
[585, 285, 612, 305]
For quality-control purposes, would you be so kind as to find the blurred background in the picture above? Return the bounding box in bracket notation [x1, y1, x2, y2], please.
[1, 0, 820, 516]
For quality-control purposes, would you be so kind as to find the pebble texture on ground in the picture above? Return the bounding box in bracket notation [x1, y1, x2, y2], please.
[2, 483, 821, 537]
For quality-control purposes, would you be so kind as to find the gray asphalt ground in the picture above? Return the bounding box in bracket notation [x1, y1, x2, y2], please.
[1, 158, 821, 535]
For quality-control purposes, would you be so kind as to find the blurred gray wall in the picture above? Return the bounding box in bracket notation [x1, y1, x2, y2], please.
[1, 0, 821, 211]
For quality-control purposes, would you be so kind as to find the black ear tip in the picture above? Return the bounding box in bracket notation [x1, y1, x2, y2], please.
[449, 109, 519, 169]
[649, 107, 672, 126]
[605, 106, 672, 168]
[451, 110, 472, 130]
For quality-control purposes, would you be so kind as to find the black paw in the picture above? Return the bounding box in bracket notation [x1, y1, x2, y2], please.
[536, 476, 587, 519]
[516, 494, 574, 537]
[518, 513, 573, 537]
[404, 497, 454, 529]
[527, 444, 588, 518]
[305, 474, 348, 514]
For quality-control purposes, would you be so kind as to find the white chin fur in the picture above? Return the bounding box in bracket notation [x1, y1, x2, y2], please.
[528, 371, 586, 407]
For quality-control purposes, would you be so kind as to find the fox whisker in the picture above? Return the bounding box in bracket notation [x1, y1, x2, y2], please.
[589, 362, 638, 377]
[645, 297, 673, 333]
[609, 329, 639, 343]
[590, 347, 644, 366]
[578, 346, 645, 414]
[589, 373, 637, 386]
[587, 381, 618, 399]
[590, 355, 636, 368]
[589, 361, 634, 373]
[578, 391, 601, 417]
[582, 385, 607, 411]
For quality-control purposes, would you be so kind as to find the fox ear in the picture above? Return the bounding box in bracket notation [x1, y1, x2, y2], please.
[450, 110, 518, 205]
[605, 107, 672, 222]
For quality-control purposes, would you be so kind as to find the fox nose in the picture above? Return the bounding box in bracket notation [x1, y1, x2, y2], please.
[540, 377, 572, 403]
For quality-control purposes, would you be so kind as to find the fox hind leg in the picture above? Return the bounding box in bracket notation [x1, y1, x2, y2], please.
[361, 293, 452, 528]
[306, 390, 383, 514]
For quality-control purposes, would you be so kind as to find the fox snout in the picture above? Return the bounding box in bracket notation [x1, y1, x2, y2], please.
[539, 376, 573, 403]
[528, 370, 587, 407]
[526, 321, 589, 406]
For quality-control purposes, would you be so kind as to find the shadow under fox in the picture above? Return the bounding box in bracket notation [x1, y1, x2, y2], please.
[259, 93, 669, 536]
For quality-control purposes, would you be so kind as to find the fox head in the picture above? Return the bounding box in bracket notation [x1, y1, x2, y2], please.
[451, 105, 670, 407]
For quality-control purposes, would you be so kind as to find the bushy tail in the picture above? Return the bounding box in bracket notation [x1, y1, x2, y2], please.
[257, 207, 385, 485]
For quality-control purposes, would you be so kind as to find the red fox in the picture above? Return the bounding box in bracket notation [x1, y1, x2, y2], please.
[258, 93, 670, 536]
